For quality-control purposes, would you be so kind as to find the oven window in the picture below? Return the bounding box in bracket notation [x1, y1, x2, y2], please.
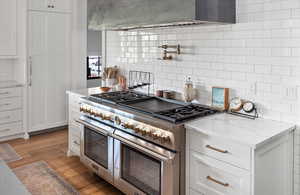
[121, 144, 161, 195]
[84, 127, 108, 169]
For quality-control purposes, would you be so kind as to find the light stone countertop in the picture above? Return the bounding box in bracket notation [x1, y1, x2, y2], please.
[66, 87, 102, 97]
[185, 113, 296, 148]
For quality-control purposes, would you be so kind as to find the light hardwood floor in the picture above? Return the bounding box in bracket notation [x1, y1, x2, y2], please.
[2, 129, 123, 195]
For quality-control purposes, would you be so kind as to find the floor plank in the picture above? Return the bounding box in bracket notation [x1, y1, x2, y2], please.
[1, 129, 123, 195]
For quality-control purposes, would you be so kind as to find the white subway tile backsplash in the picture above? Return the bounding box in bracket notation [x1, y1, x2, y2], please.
[106, 0, 300, 192]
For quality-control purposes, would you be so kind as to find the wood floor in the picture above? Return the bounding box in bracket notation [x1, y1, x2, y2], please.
[2, 129, 123, 195]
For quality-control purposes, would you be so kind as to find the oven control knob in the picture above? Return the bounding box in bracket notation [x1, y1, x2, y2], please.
[103, 115, 112, 121]
[161, 135, 171, 144]
[134, 125, 142, 133]
[152, 131, 161, 140]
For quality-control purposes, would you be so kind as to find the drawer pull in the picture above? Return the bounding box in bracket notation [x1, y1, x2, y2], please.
[0, 103, 10, 107]
[207, 176, 229, 187]
[206, 145, 228, 154]
[0, 92, 9, 95]
[0, 116, 10, 120]
[0, 129, 10, 132]
[73, 140, 80, 146]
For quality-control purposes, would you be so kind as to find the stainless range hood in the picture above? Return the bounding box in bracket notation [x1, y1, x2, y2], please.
[88, 0, 236, 31]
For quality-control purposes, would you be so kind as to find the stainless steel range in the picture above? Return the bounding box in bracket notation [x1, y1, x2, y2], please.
[76, 91, 218, 195]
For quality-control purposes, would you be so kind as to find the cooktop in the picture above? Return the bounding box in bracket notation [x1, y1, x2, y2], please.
[88, 91, 218, 123]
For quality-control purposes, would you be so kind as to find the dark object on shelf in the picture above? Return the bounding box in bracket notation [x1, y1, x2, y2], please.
[87, 56, 101, 80]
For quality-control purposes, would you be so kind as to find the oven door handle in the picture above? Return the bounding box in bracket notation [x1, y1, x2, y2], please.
[113, 134, 175, 162]
[76, 118, 110, 136]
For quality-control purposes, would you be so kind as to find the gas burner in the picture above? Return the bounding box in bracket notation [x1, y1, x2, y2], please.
[90, 91, 151, 104]
[154, 104, 218, 123]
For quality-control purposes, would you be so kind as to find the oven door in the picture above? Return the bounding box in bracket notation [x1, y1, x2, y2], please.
[113, 130, 180, 195]
[77, 116, 114, 184]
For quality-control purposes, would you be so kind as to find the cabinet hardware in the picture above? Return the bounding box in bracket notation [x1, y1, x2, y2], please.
[29, 56, 33, 87]
[0, 103, 10, 107]
[0, 129, 10, 132]
[0, 92, 9, 95]
[0, 116, 10, 120]
[206, 145, 228, 153]
[206, 176, 229, 187]
[48, 5, 51, 8]
[73, 140, 80, 146]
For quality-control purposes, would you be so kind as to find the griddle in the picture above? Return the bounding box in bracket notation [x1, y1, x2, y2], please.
[121, 97, 183, 114]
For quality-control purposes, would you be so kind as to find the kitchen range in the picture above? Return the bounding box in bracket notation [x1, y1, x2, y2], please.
[76, 90, 218, 195]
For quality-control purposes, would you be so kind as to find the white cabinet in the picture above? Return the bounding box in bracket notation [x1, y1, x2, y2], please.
[186, 125, 294, 195]
[28, 0, 71, 13]
[189, 151, 250, 195]
[0, 0, 17, 57]
[0, 86, 23, 139]
[28, 10, 71, 132]
[67, 93, 83, 157]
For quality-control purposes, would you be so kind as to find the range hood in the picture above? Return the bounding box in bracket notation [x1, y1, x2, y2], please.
[88, 0, 236, 31]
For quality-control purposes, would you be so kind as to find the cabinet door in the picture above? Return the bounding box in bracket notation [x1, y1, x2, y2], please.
[28, 0, 48, 11]
[51, 0, 72, 13]
[0, 0, 17, 56]
[28, 11, 48, 131]
[28, 11, 71, 132]
[46, 12, 71, 126]
[189, 151, 251, 195]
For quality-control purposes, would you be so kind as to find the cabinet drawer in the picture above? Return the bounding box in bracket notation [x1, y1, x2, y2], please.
[0, 87, 21, 99]
[0, 122, 23, 137]
[70, 133, 80, 155]
[0, 110, 22, 124]
[189, 151, 251, 195]
[189, 130, 251, 170]
[0, 97, 22, 111]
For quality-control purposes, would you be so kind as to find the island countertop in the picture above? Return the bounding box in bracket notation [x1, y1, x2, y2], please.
[66, 87, 102, 97]
[185, 113, 296, 148]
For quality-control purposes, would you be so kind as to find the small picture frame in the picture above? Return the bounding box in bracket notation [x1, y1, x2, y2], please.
[212, 87, 229, 111]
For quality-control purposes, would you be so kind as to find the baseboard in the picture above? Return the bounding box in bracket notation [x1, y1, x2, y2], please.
[29, 125, 68, 136]
[0, 133, 25, 143]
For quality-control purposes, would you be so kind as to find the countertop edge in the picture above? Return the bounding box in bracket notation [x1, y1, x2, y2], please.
[186, 122, 296, 148]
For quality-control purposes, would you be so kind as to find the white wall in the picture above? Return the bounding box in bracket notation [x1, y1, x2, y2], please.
[87, 30, 102, 56]
[106, 0, 300, 193]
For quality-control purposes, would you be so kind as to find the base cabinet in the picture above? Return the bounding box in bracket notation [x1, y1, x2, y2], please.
[0, 86, 24, 140]
[67, 93, 83, 157]
[190, 152, 250, 195]
[186, 128, 294, 195]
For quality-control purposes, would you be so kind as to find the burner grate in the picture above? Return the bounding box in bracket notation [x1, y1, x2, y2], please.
[154, 105, 218, 123]
[90, 91, 151, 104]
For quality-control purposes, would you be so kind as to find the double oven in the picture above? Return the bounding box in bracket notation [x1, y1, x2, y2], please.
[78, 114, 180, 195]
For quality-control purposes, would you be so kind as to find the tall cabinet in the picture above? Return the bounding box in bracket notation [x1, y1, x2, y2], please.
[0, 0, 17, 57]
[28, 1, 71, 132]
